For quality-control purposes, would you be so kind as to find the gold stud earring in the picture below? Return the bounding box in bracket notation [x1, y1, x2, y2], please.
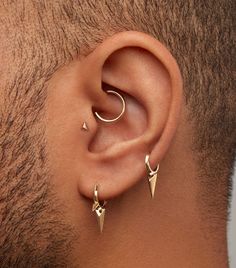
[81, 122, 89, 131]
[92, 184, 107, 233]
[145, 155, 160, 198]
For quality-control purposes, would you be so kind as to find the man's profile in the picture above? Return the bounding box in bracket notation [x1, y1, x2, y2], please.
[0, 1, 235, 267]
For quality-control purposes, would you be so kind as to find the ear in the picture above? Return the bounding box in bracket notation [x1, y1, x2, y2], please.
[46, 31, 182, 201]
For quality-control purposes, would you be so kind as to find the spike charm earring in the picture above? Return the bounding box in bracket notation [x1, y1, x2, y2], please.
[92, 185, 107, 233]
[145, 155, 160, 198]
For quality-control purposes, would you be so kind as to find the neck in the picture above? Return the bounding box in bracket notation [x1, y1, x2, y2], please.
[77, 125, 228, 268]
[78, 179, 228, 268]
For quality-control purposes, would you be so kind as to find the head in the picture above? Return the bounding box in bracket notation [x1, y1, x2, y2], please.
[0, 1, 235, 267]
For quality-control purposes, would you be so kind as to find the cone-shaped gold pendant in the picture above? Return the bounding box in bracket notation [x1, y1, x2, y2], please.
[148, 173, 158, 198]
[95, 206, 105, 233]
[92, 185, 107, 233]
[145, 155, 159, 199]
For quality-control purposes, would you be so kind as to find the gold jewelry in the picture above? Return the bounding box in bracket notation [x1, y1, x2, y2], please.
[94, 90, 126, 123]
[92, 184, 107, 233]
[145, 155, 159, 198]
[81, 122, 89, 131]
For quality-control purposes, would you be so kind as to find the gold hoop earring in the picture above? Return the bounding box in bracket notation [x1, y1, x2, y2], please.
[92, 184, 107, 233]
[145, 155, 160, 198]
[94, 90, 126, 123]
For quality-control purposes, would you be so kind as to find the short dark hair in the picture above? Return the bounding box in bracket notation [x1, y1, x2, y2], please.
[0, 0, 235, 235]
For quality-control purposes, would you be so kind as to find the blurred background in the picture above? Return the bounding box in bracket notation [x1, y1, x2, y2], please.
[229, 168, 236, 268]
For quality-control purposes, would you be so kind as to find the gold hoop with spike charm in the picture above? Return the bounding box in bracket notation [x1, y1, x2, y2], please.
[92, 185, 107, 233]
[145, 155, 159, 198]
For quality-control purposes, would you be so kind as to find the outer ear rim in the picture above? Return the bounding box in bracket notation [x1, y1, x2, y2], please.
[78, 31, 182, 200]
[83, 31, 183, 166]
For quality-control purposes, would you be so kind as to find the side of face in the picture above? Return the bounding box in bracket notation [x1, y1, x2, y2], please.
[0, 5, 183, 264]
[44, 31, 183, 265]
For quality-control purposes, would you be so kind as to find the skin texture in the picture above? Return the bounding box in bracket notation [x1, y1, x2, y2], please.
[0, 1, 235, 268]
[45, 33, 228, 268]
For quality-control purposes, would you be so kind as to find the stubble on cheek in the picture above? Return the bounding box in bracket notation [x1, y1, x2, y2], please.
[0, 127, 78, 268]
